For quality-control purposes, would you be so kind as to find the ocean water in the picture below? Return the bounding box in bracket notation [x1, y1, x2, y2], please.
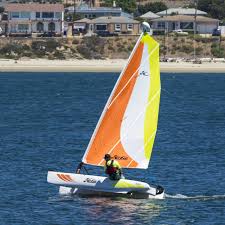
[1, 72, 225, 225]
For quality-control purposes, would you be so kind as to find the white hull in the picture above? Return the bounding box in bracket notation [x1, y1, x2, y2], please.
[47, 171, 164, 199]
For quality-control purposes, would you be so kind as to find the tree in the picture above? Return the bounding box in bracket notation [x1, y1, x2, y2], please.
[138, 2, 167, 15]
[198, 0, 225, 20]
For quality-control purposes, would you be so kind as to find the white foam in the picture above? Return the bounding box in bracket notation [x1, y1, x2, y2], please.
[165, 193, 225, 200]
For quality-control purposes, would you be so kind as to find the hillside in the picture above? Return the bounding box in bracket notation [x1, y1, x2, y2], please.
[138, 0, 194, 8]
[0, 35, 224, 60]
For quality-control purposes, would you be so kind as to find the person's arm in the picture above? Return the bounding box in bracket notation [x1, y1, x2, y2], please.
[114, 161, 122, 175]
[76, 162, 84, 174]
[104, 164, 107, 173]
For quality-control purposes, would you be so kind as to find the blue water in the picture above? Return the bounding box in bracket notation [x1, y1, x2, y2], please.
[1, 72, 225, 225]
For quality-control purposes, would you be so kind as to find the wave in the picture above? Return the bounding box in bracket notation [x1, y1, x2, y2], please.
[165, 193, 225, 201]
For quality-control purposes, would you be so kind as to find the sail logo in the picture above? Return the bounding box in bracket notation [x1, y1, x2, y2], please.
[57, 173, 73, 182]
[84, 178, 97, 183]
[113, 155, 128, 160]
[140, 71, 149, 76]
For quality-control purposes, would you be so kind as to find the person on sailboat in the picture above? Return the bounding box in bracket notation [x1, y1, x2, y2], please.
[104, 154, 122, 180]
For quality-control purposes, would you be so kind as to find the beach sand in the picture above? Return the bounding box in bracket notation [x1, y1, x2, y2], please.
[0, 59, 225, 73]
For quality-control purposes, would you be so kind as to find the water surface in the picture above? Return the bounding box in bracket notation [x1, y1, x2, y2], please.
[1, 72, 225, 225]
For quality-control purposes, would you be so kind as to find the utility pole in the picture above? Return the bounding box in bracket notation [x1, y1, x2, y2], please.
[193, 0, 198, 62]
[163, 4, 168, 61]
[73, 0, 76, 20]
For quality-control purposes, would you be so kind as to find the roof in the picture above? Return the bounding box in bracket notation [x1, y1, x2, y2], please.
[152, 15, 219, 23]
[66, 6, 122, 14]
[74, 18, 91, 23]
[157, 8, 207, 16]
[140, 11, 160, 19]
[5, 3, 64, 12]
[91, 16, 140, 24]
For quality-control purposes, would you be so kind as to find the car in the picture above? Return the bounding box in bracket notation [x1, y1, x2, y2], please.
[212, 28, 221, 36]
[172, 29, 188, 35]
[96, 30, 118, 37]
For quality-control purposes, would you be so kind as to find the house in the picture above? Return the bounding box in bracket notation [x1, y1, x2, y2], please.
[0, 0, 15, 8]
[73, 17, 90, 34]
[151, 15, 219, 34]
[140, 11, 160, 21]
[74, 16, 140, 35]
[156, 8, 207, 17]
[66, 6, 123, 19]
[63, 0, 100, 7]
[5, 3, 64, 36]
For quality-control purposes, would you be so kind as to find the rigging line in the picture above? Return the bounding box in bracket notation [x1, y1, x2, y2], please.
[98, 89, 160, 166]
[107, 43, 159, 110]
[126, 129, 157, 168]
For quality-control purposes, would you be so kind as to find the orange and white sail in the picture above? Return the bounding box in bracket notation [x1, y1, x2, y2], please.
[82, 31, 161, 169]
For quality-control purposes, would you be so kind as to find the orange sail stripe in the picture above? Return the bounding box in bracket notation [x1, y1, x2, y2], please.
[85, 42, 144, 167]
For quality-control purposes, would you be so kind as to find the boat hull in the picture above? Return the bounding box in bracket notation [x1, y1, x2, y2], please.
[47, 171, 164, 199]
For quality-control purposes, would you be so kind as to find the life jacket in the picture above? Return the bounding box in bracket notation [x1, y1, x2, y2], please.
[105, 160, 118, 175]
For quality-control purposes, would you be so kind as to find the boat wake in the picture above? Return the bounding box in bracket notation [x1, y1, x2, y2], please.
[165, 193, 225, 201]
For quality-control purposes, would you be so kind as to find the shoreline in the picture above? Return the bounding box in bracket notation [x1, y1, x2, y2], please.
[0, 59, 225, 73]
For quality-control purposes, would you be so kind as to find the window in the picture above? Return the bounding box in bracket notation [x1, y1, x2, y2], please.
[55, 12, 61, 19]
[180, 22, 193, 30]
[36, 12, 41, 18]
[18, 24, 29, 32]
[42, 12, 54, 18]
[96, 24, 107, 31]
[127, 24, 133, 31]
[20, 11, 30, 18]
[11, 12, 19, 18]
[115, 24, 121, 31]
[48, 22, 55, 32]
[157, 22, 165, 29]
[10, 24, 17, 32]
[37, 22, 44, 32]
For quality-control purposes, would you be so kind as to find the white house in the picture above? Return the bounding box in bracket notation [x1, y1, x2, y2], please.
[156, 8, 207, 16]
[151, 15, 219, 34]
[5, 3, 64, 35]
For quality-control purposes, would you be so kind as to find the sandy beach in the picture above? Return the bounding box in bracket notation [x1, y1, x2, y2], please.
[0, 58, 225, 73]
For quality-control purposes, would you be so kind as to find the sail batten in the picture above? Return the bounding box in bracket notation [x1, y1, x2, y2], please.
[82, 32, 161, 169]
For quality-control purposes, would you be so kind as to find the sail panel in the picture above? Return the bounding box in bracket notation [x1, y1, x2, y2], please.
[82, 39, 144, 167]
[82, 33, 160, 169]
[144, 35, 161, 162]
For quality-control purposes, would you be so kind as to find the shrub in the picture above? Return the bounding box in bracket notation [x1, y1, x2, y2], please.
[31, 41, 46, 51]
[77, 44, 92, 59]
[46, 40, 60, 52]
[108, 46, 114, 51]
[211, 46, 225, 57]
[72, 39, 79, 45]
[0, 43, 23, 56]
[53, 51, 66, 60]
[196, 47, 203, 54]
[128, 44, 134, 51]
[181, 45, 193, 54]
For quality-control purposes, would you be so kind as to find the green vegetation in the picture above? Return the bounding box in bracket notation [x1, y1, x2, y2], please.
[102, 0, 136, 13]
[0, 35, 224, 60]
[198, 0, 225, 20]
[211, 42, 225, 57]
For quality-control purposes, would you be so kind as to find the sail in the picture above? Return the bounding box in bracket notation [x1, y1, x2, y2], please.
[82, 32, 161, 169]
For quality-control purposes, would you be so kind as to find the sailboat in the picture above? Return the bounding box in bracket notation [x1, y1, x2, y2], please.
[47, 22, 165, 199]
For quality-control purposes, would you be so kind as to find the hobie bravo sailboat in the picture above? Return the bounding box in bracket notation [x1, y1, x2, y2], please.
[47, 22, 165, 199]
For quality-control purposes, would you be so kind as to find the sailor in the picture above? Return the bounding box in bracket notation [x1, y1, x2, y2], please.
[104, 154, 123, 180]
